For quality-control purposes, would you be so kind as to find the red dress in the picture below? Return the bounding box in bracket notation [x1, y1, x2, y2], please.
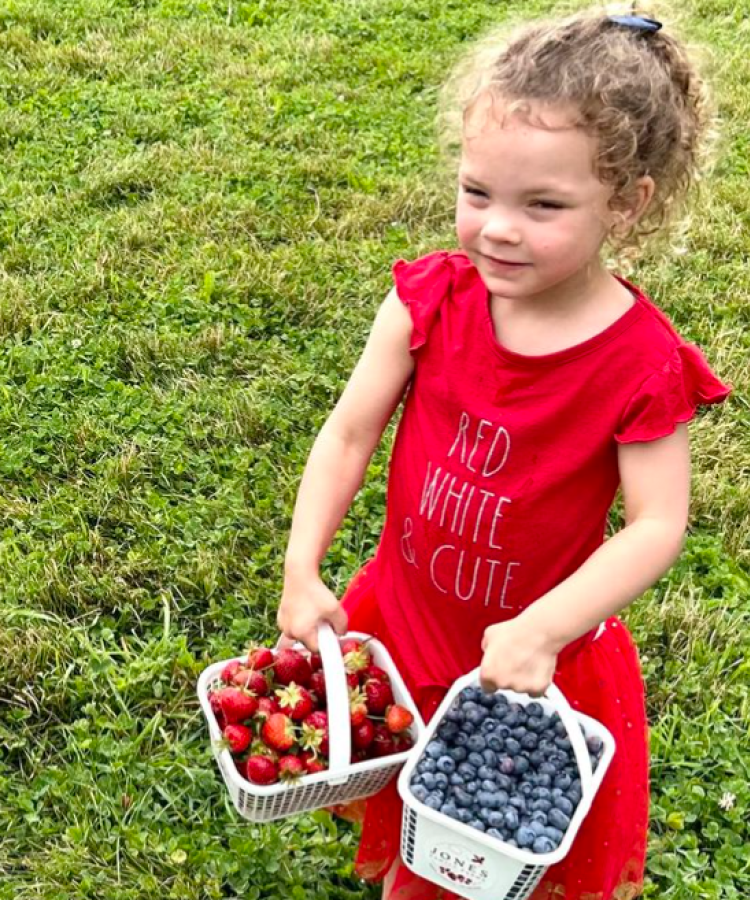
[335, 252, 731, 900]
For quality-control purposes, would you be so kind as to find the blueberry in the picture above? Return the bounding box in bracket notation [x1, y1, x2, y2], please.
[555, 736, 572, 752]
[554, 796, 574, 816]
[520, 733, 538, 751]
[457, 807, 472, 823]
[494, 790, 509, 808]
[529, 750, 545, 769]
[467, 734, 487, 752]
[458, 763, 477, 779]
[526, 717, 544, 734]
[493, 694, 509, 709]
[509, 796, 526, 812]
[537, 774, 552, 788]
[532, 836, 556, 854]
[454, 731, 469, 747]
[464, 780, 479, 795]
[505, 838, 519, 848]
[477, 791, 499, 810]
[449, 773, 465, 787]
[530, 810, 548, 826]
[460, 687, 482, 705]
[482, 749, 498, 767]
[411, 784, 429, 803]
[531, 799, 552, 813]
[433, 773, 449, 789]
[417, 758, 437, 774]
[480, 717, 500, 733]
[445, 707, 464, 724]
[436, 756, 456, 775]
[544, 826, 564, 844]
[468, 818, 486, 832]
[438, 722, 460, 742]
[505, 738, 521, 756]
[488, 810, 505, 829]
[425, 792, 445, 810]
[499, 757, 515, 775]
[425, 741, 447, 760]
[516, 825, 536, 848]
[450, 746, 468, 762]
[478, 691, 497, 709]
[487, 733, 505, 753]
[480, 779, 497, 792]
[554, 773, 573, 791]
[487, 827, 505, 840]
[454, 788, 473, 808]
[554, 719, 567, 737]
[503, 808, 519, 831]
[477, 765, 496, 781]
[496, 774, 513, 792]
[511, 726, 527, 741]
[503, 712, 520, 728]
[529, 820, 546, 836]
[514, 757, 530, 776]
[526, 702, 544, 718]
[441, 802, 460, 820]
[468, 751, 485, 768]
[548, 808, 571, 831]
[519, 782, 534, 797]
[586, 735, 604, 755]
[466, 707, 488, 726]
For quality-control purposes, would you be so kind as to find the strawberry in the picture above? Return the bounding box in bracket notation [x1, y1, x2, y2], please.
[300, 710, 329, 757]
[234, 757, 249, 779]
[341, 638, 372, 674]
[385, 704, 414, 735]
[352, 718, 376, 750]
[245, 755, 278, 785]
[349, 687, 368, 727]
[247, 646, 274, 670]
[370, 723, 397, 758]
[278, 755, 306, 782]
[273, 649, 312, 687]
[360, 663, 389, 684]
[218, 687, 259, 724]
[364, 679, 394, 715]
[261, 712, 296, 752]
[223, 724, 252, 754]
[255, 696, 280, 721]
[309, 651, 323, 672]
[220, 659, 243, 684]
[395, 732, 414, 752]
[299, 750, 327, 774]
[232, 668, 269, 695]
[346, 672, 359, 690]
[309, 670, 327, 704]
[275, 683, 315, 721]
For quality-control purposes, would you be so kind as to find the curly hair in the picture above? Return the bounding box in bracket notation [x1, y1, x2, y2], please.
[439, 9, 712, 248]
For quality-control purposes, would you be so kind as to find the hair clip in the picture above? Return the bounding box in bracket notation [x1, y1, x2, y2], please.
[607, 15, 662, 33]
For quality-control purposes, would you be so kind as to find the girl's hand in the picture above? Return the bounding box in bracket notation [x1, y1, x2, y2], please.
[479, 617, 559, 697]
[276, 564, 348, 653]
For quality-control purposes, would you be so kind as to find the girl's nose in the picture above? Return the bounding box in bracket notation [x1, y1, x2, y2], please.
[482, 212, 522, 245]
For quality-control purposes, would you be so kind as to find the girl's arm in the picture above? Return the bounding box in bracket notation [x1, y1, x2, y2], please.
[479, 424, 691, 694]
[277, 288, 415, 652]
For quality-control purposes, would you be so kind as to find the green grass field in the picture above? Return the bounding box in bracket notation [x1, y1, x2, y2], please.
[0, 0, 747, 897]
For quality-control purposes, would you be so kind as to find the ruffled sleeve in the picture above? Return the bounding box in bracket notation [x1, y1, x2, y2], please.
[615, 343, 732, 444]
[392, 251, 456, 352]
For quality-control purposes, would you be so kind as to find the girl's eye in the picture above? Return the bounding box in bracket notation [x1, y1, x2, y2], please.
[530, 200, 565, 210]
[462, 185, 488, 198]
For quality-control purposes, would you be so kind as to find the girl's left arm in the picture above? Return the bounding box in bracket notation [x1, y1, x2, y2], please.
[479, 424, 691, 694]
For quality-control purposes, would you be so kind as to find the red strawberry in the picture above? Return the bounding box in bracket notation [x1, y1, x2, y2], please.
[255, 696, 280, 721]
[247, 646, 274, 670]
[395, 732, 414, 752]
[301, 710, 329, 757]
[360, 663, 389, 684]
[352, 718, 376, 750]
[223, 724, 252, 754]
[232, 668, 269, 695]
[234, 757, 248, 779]
[364, 679, 394, 715]
[245, 755, 278, 785]
[218, 687, 259, 724]
[370, 723, 397, 758]
[349, 687, 368, 727]
[261, 712, 296, 752]
[273, 649, 312, 687]
[309, 670, 327, 704]
[385, 704, 414, 735]
[309, 652, 323, 672]
[341, 638, 372, 674]
[299, 750, 327, 774]
[220, 660, 243, 684]
[278, 755, 306, 782]
[346, 672, 359, 690]
[276, 683, 315, 721]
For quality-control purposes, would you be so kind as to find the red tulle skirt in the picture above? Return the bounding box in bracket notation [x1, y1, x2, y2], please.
[333, 563, 649, 900]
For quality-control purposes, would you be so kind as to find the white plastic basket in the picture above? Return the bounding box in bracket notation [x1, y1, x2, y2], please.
[198, 624, 424, 823]
[397, 669, 615, 900]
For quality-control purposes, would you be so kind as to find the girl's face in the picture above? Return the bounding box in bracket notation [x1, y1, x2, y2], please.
[456, 97, 616, 304]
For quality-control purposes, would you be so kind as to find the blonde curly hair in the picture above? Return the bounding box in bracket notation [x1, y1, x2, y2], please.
[440, 9, 712, 248]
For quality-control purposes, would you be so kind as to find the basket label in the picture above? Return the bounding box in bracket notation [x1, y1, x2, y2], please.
[429, 843, 492, 889]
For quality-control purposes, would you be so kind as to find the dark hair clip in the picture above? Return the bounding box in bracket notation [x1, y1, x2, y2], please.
[607, 15, 662, 33]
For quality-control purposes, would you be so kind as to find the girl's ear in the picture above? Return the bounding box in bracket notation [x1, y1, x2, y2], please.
[612, 176, 656, 234]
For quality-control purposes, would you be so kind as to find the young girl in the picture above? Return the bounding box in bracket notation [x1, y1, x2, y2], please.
[277, 10, 731, 900]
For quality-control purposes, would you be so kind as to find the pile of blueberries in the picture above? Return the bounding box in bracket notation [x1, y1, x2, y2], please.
[408, 686, 604, 855]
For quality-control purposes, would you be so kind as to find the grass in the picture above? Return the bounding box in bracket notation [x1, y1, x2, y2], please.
[0, 0, 747, 897]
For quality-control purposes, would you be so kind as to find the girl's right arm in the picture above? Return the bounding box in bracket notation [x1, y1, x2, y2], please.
[277, 287, 415, 652]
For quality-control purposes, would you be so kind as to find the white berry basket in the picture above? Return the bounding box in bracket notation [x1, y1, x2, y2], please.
[197, 624, 424, 823]
[397, 668, 615, 900]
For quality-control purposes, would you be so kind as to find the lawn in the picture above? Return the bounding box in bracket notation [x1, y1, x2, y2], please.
[0, 0, 748, 898]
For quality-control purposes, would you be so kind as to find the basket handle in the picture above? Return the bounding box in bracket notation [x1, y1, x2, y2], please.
[468, 672, 594, 800]
[317, 622, 352, 782]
